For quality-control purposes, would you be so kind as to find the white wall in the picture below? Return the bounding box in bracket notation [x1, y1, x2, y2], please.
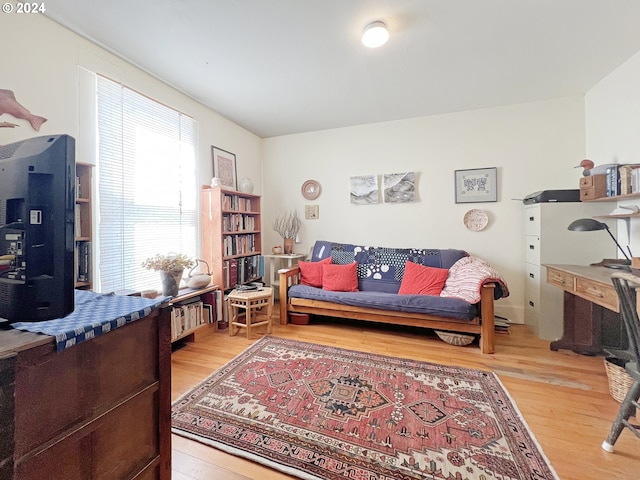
[263, 97, 588, 323]
[1, 14, 262, 285]
[4, 13, 623, 326]
[0, 14, 262, 193]
[586, 49, 640, 257]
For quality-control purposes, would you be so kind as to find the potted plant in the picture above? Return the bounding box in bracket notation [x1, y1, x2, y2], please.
[142, 253, 194, 296]
[272, 210, 301, 254]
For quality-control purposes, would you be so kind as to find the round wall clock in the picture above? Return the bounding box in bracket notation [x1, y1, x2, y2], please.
[301, 179, 321, 200]
[463, 209, 489, 232]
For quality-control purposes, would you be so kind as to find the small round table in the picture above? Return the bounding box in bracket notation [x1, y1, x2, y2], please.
[227, 287, 274, 339]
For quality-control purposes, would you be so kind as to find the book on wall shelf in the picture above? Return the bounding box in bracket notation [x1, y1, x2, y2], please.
[201, 186, 263, 291]
[604, 164, 640, 197]
[581, 164, 640, 203]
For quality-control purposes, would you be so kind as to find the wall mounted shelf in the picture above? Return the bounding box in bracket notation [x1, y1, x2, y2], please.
[594, 213, 640, 219]
[583, 192, 640, 202]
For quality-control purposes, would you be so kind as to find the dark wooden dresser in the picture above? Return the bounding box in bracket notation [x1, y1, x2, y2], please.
[0, 307, 172, 480]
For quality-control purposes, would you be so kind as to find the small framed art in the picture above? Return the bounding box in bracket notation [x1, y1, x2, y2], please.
[212, 146, 237, 190]
[305, 204, 319, 219]
[454, 167, 497, 203]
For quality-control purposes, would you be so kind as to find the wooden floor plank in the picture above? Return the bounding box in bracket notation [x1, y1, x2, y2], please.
[171, 317, 640, 480]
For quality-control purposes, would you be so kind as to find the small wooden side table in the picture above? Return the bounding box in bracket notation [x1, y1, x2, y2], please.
[228, 287, 274, 339]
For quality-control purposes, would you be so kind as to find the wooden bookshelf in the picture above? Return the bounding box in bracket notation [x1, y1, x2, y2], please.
[201, 187, 263, 291]
[75, 162, 93, 290]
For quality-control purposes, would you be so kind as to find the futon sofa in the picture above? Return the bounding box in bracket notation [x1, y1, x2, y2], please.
[278, 241, 509, 354]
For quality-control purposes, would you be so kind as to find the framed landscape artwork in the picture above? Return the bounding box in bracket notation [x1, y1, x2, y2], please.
[212, 146, 237, 190]
[350, 175, 379, 205]
[454, 167, 497, 203]
[383, 172, 416, 203]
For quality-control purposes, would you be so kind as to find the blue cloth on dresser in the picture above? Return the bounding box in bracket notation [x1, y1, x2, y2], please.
[11, 289, 166, 352]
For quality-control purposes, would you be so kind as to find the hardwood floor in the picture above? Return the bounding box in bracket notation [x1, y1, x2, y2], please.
[171, 317, 640, 480]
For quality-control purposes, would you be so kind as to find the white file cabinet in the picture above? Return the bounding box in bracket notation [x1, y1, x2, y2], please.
[524, 202, 615, 340]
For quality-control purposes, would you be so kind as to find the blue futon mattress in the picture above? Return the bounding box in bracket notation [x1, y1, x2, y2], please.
[288, 285, 477, 320]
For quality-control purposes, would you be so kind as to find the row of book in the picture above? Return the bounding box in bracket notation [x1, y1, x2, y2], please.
[75, 241, 92, 283]
[605, 164, 640, 196]
[74, 204, 87, 238]
[170, 299, 207, 341]
[222, 255, 264, 289]
[222, 213, 257, 232]
[75, 175, 83, 199]
[222, 193, 255, 212]
[223, 233, 258, 257]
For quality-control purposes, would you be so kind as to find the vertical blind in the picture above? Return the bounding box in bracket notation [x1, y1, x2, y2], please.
[96, 75, 197, 293]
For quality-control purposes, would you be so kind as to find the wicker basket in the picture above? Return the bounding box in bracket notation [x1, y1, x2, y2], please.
[604, 357, 634, 403]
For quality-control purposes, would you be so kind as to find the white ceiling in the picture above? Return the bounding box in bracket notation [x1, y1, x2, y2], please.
[45, 0, 640, 138]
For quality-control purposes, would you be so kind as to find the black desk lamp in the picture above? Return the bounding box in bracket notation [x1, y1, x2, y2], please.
[567, 218, 631, 269]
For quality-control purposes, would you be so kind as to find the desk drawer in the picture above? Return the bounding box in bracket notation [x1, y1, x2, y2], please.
[546, 268, 575, 291]
[575, 277, 618, 311]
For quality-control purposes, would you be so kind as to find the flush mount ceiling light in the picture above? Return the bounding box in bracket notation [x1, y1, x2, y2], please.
[362, 21, 389, 48]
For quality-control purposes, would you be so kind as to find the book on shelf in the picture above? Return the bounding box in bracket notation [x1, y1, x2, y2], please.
[75, 204, 82, 237]
[622, 164, 640, 194]
[222, 193, 255, 212]
[228, 258, 239, 287]
[75, 241, 92, 282]
[203, 304, 213, 325]
[223, 213, 256, 232]
[606, 165, 621, 197]
[619, 165, 633, 195]
[603, 164, 640, 196]
[215, 290, 223, 324]
[223, 233, 257, 256]
[221, 255, 264, 289]
[170, 299, 205, 340]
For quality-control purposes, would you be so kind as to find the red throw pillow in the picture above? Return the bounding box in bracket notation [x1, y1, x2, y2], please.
[398, 261, 449, 296]
[322, 262, 359, 292]
[298, 257, 332, 287]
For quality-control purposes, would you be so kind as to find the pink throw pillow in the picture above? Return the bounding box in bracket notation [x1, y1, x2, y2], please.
[298, 257, 332, 287]
[398, 261, 449, 296]
[322, 262, 359, 292]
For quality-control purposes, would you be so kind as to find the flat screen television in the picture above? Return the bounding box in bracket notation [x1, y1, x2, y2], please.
[0, 134, 75, 323]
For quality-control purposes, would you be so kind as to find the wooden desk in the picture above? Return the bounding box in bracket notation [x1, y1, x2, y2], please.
[546, 264, 626, 355]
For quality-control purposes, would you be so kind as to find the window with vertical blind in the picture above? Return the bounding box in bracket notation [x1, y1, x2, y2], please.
[96, 75, 197, 293]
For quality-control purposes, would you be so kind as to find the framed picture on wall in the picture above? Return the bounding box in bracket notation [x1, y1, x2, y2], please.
[454, 167, 497, 203]
[212, 146, 237, 190]
[383, 172, 416, 203]
[350, 175, 379, 205]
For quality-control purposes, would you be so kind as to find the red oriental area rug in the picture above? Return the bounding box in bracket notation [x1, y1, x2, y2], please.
[171, 337, 558, 480]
